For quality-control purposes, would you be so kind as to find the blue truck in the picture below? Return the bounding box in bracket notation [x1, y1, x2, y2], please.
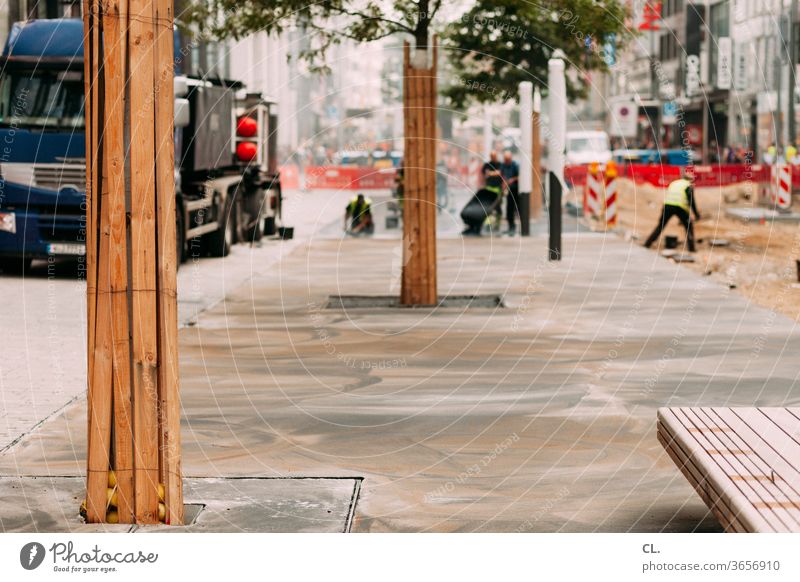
[0, 19, 281, 273]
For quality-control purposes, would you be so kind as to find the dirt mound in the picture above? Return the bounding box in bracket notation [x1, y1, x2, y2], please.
[613, 179, 800, 321]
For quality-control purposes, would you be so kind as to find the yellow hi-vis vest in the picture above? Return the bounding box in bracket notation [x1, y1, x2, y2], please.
[348, 196, 372, 215]
[665, 179, 691, 211]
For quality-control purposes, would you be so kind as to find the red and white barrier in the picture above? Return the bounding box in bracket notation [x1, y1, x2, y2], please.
[279, 165, 397, 190]
[584, 163, 602, 218]
[565, 162, 775, 189]
[605, 163, 618, 229]
[771, 163, 792, 209]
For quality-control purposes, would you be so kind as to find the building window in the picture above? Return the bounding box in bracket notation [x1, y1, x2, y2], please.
[710, 1, 731, 87]
[660, 31, 678, 62]
[794, 22, 800, 64]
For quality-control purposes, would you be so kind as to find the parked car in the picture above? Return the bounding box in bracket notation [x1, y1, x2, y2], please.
[566, 130, 612, 166]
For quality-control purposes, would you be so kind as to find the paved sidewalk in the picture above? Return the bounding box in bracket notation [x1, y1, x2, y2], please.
[4, 227, 798, 531]
[0, 188, 356, 453]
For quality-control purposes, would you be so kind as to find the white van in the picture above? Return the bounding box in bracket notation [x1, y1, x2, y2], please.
[565, 130, 612, 166]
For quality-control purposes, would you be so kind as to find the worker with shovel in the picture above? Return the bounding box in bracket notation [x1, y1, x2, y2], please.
[644, 167, 702, 252]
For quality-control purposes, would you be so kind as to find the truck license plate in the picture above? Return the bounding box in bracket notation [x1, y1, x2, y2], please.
[48, 243, 86, 255]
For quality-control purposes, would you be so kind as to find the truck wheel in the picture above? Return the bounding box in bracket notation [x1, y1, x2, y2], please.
[204, 195, 235, 257]
[0, 256, 32, 275]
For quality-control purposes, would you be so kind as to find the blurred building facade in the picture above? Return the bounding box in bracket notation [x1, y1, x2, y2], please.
[230, 28, 395, 158]
[608, 0, 800, 162]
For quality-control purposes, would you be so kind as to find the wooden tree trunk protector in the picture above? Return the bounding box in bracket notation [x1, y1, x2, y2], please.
[83, 0, 183, 525]
[400, 38, 438, 306]
[532, 111, 543, 219]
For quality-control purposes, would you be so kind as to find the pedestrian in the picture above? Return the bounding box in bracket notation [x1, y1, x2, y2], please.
[344, 193, 374, 236]
[724, 146, 736, 164]
[643, 167, 702, 252]
[499, 150, 520, 235]
[436, 159, 449, 212]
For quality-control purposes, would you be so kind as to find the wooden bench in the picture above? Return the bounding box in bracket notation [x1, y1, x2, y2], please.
[658, 407, 800, 532]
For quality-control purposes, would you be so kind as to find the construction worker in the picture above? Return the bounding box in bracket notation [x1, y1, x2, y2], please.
[643, 167, 701, 252]
[500, 150, 520, 235]
[786, 144, 798, 165]
[481, 151, 504, 194]
[344, 193, 374, 235]
[481, 150, 504, 228]
[764, 143, 777, 165]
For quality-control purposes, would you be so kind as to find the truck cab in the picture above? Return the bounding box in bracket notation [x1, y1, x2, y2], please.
[0, 19, 87, 271]
[0, 18, 281, 273]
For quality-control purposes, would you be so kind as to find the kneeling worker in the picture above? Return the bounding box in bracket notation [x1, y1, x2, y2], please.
[644, 167, 701, 252]
[345, 193, 374, 235]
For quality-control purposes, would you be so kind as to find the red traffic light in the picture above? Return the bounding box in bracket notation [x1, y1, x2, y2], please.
[236, 141, 258, 162]
[237, 116, 258, 138]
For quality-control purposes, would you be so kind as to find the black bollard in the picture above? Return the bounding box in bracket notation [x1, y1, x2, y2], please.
[548, 172, 562, 261]
[519, 191, 530, 237]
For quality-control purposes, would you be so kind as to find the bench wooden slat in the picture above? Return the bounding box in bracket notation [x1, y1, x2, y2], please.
[681, 409, 800, 530]
[658, 407, 800, 533]
[657, 425, 747, 533]
[658, 410, 778, 532]
[712, 408, 800, 497]
[658, 408, 800, 532]
[756, 408, 800, 450]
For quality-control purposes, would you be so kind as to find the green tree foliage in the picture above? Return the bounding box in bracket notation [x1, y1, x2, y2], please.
[444, 0, 631, 107]
[182, 0, 444, 71]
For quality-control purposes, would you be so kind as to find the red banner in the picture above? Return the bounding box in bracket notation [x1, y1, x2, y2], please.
[565, 163, 774, 188]
[279, 165, 397, 190]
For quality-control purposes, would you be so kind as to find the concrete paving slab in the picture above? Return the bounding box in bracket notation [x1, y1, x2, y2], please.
[0, 476, 360, 533]
[726, 207, 800, 222]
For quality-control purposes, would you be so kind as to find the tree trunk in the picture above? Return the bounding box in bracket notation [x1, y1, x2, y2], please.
[83, 0, 183, 525]
[400, 37, 438, 306]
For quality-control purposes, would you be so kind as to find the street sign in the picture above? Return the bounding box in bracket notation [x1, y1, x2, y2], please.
[609, 100, 638, 137]
[686, 54, 701, 97]
[603, 33, 616, 66]
[734, 46, 748, 91]
[662, 101, 678, 125]
[717, 37, 732, 90]
[685, 124, 702, 145]
[639, 1, 662, 30]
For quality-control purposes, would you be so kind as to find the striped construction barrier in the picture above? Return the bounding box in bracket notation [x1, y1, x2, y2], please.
[605, 162, 618, 229]
[584, 163, 603, 219]
[771, 163, 792, 209]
